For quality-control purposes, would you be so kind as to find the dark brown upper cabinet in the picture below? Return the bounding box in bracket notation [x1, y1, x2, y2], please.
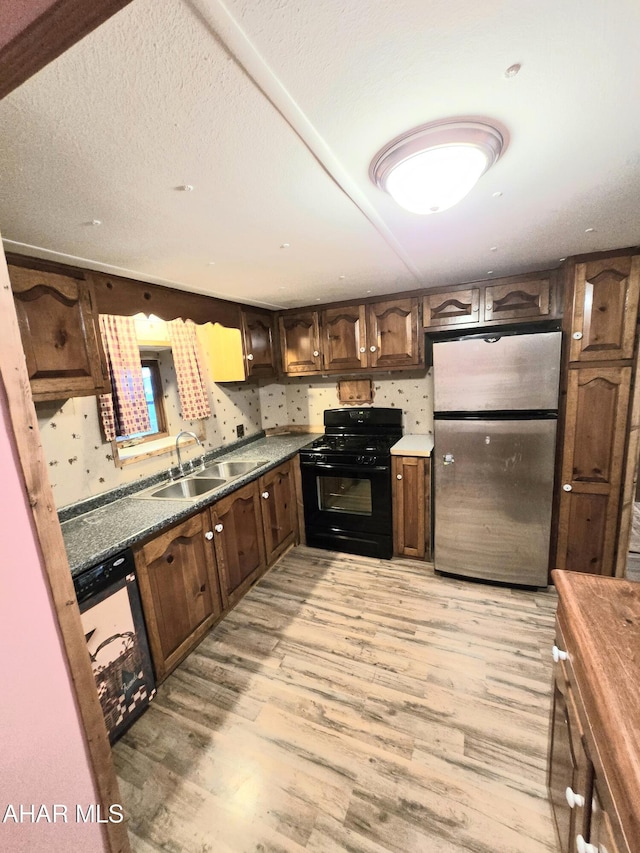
[366, 297, 422, 369]
[423, 287, 481, 329]
[321, 304, 367, 371]
[9, 264, 109, 402]
[484, 277, 551, 322]
[423, 272, 558, 332]
[242, 307, 276, 378]
[279, 310, 322, 374]
[568, 255, 640, 362]
[281, 296, 422, 375]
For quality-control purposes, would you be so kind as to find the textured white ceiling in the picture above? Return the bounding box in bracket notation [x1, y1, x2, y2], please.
[1, 0, 639, 308]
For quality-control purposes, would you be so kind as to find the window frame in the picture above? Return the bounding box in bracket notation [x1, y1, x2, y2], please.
[115, 358, 168, 448]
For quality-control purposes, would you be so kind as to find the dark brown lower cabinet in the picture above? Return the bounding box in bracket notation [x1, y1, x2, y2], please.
[548, 665, 591, 853]
[549, 571, 638, 853]
[134, 461, 299, 682]
[211, 480, 268, 610]
[589, 782, 624, 853]
[392, 455, 431, 560]
[259, 460, 297, 564]
[134, 510, 223, 682]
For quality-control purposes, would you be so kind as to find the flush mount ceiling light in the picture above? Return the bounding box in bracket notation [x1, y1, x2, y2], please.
[370, 119, 504, 215]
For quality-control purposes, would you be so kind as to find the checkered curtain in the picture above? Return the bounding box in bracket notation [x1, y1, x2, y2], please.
[98, 315, 151, 441]
[167, 319, 211, 420]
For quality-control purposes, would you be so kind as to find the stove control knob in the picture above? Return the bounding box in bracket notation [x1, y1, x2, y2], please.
[317, 454, 327, 465]
[356, 455, 365, 465]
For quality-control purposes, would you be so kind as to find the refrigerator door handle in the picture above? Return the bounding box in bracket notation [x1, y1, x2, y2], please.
[443, 453, 455, 465]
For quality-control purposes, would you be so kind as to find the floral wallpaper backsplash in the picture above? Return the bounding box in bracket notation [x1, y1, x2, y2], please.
[259, 369, 434, 434]
[37, 340, 432, 510]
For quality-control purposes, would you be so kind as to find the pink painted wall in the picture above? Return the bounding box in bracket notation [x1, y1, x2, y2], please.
[0, 0, 58, 48]
[0, 392, 107, 852]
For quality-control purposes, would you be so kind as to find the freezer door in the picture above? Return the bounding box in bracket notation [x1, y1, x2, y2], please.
[433, 331, 561, 412]
[434, 418, 556, 586]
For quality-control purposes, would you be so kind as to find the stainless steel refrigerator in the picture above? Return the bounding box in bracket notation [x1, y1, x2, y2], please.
[433, 329, 562, 586]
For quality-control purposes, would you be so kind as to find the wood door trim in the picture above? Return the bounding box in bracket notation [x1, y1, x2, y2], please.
[0, 0, 134, 100]
[0, 244, 130, 851]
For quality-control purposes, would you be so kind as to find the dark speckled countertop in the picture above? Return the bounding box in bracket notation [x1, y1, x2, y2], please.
[61, 434, 319, 576]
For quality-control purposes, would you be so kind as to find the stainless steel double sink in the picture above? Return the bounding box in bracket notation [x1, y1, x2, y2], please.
[133, 459, 267, 501]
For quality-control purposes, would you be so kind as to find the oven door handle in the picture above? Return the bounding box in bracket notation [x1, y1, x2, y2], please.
[300, 461, 390, 474]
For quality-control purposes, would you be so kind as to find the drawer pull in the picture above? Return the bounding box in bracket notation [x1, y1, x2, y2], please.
[552, 645, 568, 662]
[262, 491, 270, 499]
[313, 350, 320, 357]
[359, 346, 366, 353]
[370, 345, 377, 352]
[565, 787, 585, 809]
[247, 353, 254, 360]
[575, 836, 597, 853]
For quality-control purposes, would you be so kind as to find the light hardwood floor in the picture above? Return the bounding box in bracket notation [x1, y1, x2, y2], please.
[114, 546, 560, 853]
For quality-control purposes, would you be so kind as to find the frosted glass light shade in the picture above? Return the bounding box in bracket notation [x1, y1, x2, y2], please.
[370, 120, 504, 215]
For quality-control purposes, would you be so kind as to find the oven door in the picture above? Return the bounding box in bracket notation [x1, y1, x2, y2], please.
[301, 459, 393, 559]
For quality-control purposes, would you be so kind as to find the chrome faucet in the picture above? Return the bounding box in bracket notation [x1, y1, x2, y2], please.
[175, 430, 204, 476]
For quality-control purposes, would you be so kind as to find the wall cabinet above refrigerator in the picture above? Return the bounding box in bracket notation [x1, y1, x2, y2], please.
[423, 271, 559, 332]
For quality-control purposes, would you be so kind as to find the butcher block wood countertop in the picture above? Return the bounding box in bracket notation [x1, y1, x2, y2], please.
[553, 570, 640, 851]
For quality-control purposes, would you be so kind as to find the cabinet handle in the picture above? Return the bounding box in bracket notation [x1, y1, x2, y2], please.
[396, 474, 403, 480]
[552, 645, 568, 662]
[261, 491, 270, 499]
[359, 346, 366, 353]
[214, 523, 224, 533]
[313, 350, 320, 357]
[247, 353, 254, 361]
[204, 531, 214, 540]
[370, 345, 377, 352]
[572, 331, 583, 340]
[563, 484, 572, 492]
[575, 836, 597, 853]
[565, 787, 585, 809]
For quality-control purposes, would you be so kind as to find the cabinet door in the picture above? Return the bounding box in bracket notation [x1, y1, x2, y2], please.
[569, 255, 640, 362]
[366, 297, 421, 369]
[259, 460, 297, 564]
[243, 308, 276, 379]
[556, 367, 631, 574]
[10, 264, 109, 401]
[484, 277, 550, 322]
[134, 511, 222, 682]
[321, 304, 367, 371]
[548, 670, 591, 853]
[279, 311, 321, 374]
[211, 480, 267, 609]
[423, 288, 480, 329]
[392, 455, 431, 560]
[589, 781, 624, 853]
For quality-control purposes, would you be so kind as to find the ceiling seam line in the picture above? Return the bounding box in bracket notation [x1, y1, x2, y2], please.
[184, 0, 424, 285]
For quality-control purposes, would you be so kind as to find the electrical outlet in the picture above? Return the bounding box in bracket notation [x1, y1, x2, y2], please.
[236, 424, 245, 438]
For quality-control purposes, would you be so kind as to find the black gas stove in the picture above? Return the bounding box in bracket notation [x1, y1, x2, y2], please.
[300, 408, 402, 559]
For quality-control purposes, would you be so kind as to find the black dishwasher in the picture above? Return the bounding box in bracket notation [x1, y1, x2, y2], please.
[73, 549, 155, 743]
